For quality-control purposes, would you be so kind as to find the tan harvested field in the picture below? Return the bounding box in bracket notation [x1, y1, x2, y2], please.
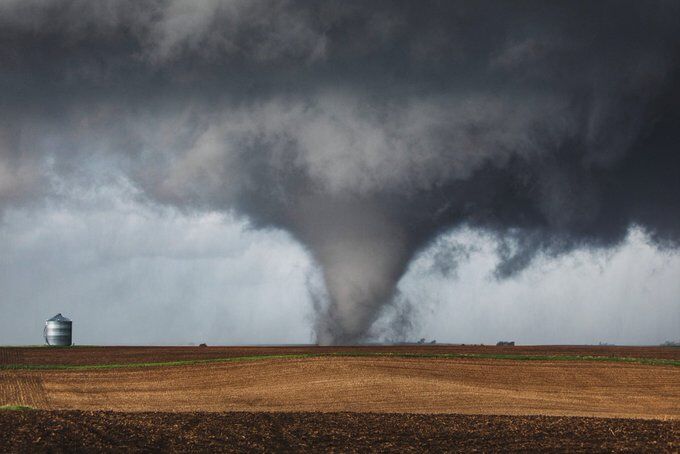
[1, 355, 678, 419]
[3, 344, 680, 365]
[2, 347, 679, 452]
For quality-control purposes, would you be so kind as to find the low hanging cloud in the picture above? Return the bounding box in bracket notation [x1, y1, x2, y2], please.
[1, 1, 679, 344]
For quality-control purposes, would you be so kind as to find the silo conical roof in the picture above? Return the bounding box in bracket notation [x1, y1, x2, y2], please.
[47, 313, 71, 322]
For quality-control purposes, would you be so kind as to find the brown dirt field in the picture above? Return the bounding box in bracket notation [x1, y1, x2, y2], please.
[3, 344, 679, 366]
[0, 347, 22, 365]
[0, 372, 50, 409]
[1, 411, 678, 453]
[2, 357, 678, 419]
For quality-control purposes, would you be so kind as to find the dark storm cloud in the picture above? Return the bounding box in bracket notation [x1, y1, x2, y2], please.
[1, 0, 679, 343]
[428, 239, 476, 279]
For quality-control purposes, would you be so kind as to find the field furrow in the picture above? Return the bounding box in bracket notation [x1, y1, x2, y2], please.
[2, 356, 674, 419]
[2, 345, 678, 367]
[0, 372, 50, 409]
[0, 348, 22, 365]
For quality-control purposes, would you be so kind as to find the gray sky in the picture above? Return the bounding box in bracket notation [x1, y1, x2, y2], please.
[1, 192, 677, 345]
[0, 1, 679, 345]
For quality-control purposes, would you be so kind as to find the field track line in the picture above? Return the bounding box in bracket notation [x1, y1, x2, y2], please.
[0, 352, 678, 371]
[0, 348, 23, 365]
[0, 372, 50, 409]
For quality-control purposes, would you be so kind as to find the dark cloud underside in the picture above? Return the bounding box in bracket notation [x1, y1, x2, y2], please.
[1, 0, 679, 343]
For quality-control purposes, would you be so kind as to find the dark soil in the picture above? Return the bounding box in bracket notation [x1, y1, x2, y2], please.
[3, 345, 679, 366]
[1, 411, 677, 453]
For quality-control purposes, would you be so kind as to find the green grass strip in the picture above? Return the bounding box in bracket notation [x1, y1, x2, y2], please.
[329, 352, 680, 367]
[0, 354, 313, 371]
[0, 405, 36, 411]
[0, 351, 678, 371]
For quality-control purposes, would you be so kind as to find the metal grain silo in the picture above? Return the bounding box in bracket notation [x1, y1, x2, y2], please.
[44, 313, 72, 346]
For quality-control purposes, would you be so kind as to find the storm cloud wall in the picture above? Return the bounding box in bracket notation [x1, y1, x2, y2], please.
[1, 1, 679, 343]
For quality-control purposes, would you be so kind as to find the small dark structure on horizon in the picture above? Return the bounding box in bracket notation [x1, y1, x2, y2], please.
[496, 341, 515, 346]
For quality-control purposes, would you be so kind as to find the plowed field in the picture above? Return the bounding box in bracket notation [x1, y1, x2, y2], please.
[0, 372, 49, 409]
[1, 347, 678, 452]
[1, 356, 678, 418]
[4, 344, 679, 366]
[2, 411, 678, 453]
[0, 347, 22, 365]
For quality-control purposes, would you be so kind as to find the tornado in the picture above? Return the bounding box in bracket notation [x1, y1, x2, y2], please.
[0, 1, 679, 343]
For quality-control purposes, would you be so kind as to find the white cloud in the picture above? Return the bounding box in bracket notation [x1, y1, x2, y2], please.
[397, 228, 680, 345]
[0, 189, 313, 345]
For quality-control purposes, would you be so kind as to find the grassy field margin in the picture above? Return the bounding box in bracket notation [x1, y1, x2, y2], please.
[0, 352, 678, 371]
